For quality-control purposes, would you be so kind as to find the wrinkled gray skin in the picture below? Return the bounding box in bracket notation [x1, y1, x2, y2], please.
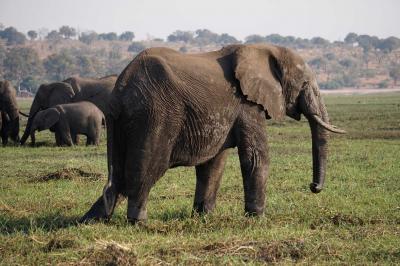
[20, 75, 117, 145]
[30, 101, 104, 146]
[0, 80, 20, 145]
[81, 44, 345, 223]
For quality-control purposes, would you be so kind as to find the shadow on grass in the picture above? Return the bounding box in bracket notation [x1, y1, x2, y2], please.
[158, 208, 191, 222]
[0, 213, 80, 235]
[27, 141, 55, 147]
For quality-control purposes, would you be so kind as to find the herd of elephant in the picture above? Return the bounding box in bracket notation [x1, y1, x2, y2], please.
[0, 44, 345, 223]
[0, 75, 115, 147]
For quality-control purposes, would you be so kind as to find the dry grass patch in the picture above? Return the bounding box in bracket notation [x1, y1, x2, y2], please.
[30, 167, 105, 182]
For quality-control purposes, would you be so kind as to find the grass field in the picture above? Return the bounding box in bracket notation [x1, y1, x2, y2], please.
[1, 93, 399, 265]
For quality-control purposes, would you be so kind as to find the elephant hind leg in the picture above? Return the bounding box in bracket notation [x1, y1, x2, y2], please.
[193, 149, 229, 214]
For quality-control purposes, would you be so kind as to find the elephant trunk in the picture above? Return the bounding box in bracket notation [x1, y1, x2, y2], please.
[20, 98, 41, 145]
[308, 118, 328, 193]
[300, 85, 345, 193]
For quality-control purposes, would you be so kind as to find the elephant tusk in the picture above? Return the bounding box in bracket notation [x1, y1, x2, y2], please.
[19, 111, 30, 117]
[312, 115, 346, 134]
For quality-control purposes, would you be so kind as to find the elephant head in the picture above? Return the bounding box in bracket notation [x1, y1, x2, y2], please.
[20, 82, 75, 145]
[0, 80, 20, 143]
[30, 108, 60, 133]
[233, 44, 345, 193]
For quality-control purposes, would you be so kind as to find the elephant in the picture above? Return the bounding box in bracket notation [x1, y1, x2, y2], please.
[80, 44, 345, 223]
[30, 101, 104, 146]
[0, 80, 20, 145]
[20, 74, 117, 145]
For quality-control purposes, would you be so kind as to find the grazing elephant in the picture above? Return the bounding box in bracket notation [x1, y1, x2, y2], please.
[30, 101, 104, 146]
[20, 75, 117, 145]
[0, 80, 20, 145]
[81, 44, 345, 223]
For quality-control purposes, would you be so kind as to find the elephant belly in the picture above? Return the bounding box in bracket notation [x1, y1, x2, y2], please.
[170, 107, 237, 167]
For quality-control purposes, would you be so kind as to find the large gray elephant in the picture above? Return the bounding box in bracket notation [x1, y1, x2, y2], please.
[80, 44, 345, 223]
[20, 75, 117, 145]
[0, 80, 20, 145]
[30, 101, 104, 146]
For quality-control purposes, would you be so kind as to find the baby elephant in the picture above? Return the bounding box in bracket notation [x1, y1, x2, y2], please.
[31, 101, 104, 146]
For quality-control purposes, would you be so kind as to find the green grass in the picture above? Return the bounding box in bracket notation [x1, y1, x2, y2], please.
[1, 93, 399, 265]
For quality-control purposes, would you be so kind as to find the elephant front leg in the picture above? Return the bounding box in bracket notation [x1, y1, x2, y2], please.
[237, 125, 269, 216]
[79, 187, 121, 223]
[193, 149, 229, 214]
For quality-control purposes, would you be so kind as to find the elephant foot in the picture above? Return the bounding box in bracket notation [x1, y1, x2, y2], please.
[193, 201, 215, 215]
[127, 203, 147, 224]
[244, 202, 264, 217]
[79, 195, 114, 224]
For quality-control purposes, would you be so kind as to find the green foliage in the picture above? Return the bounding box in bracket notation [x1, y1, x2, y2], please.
[388, 65, 400, 85]
[378, 37, 400, 53]
[46, 30, 62, 41]
[20, 76, 41, 93]
[167, 30, 194, 43]
[179, 46, 188, 53]
[0, 93, 399, 264]
[59, 26, 77, 39]
[43, 51, 76, 81]
[128, 42, 146, 53]
[344, 32, 358, 44]
[98, 32, 118, 41]
[3, 47, 43, 83]
[0, 27, 26, 45]
[311, 36, 330, 46]
[79, 31, 98, 45]
[378, 79, 390, 88]
[27, 30, 38, 41]
[119, 31, 135, 41]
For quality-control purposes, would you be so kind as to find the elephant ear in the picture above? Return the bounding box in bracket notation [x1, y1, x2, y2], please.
[43, 108, 60, 129]
[234, 46, 285, 120]
[47, 82, 76, 106]
[64, 77, 81, 95]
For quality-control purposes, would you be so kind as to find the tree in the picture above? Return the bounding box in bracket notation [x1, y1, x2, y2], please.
[76, 55, 96, 77]
[344, 32, 358, 44]
[0, 43, 6, 78]
[311, 37, 330, 47]
[98, 32, 118, 41]
[378, 37, 400, 53]
[128, 42, 146, 53]
[0, 27, 26, 45]
[43, 51, 76, 81]
[167, 30, 193, 43]
[389, 65, 400, 86]
[119, 31, 135, 41]
[218, 33, 239, 44]
[3, 47, 43, 85]
[46, 30, 62, 41]
[59, 25, 76, 39]
[357, 35, 380, 52]
[179, 46, 188, 53]
[79, 31, 98, 44]
[20, 76, 41, 93]
[245, 34, 265, 44]
[27, 30, 38, 40]
[194, 29, 219, 45]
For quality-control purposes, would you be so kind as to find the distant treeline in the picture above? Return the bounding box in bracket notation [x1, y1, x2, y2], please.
[0, 23, 400, 93]
[2, 24, 400, 51]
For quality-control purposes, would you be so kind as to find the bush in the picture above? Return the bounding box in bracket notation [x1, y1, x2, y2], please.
[320, 80, 342, 90]
[128, 42, 146, 53]
[378, 80, 390, 88]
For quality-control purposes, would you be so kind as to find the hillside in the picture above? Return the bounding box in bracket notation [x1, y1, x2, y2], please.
[1, 26, 400, 93]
